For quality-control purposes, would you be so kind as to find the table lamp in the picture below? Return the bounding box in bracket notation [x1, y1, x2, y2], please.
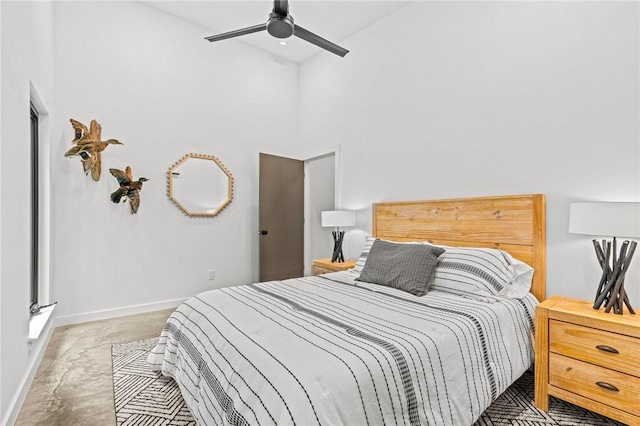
[569, 202, 640, 315]
[321, 210, 355, 263]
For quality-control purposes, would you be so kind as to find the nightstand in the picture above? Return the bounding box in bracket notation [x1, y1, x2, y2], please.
[312, 258, 355, 276]
[535, 296, 640, 425]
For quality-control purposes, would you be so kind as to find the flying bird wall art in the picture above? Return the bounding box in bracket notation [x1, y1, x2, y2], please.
[64, 118, 123, 181]
[109, 166, 149, 214]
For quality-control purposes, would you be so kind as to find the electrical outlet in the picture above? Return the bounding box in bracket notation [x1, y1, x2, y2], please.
[208, 269, 215, 280]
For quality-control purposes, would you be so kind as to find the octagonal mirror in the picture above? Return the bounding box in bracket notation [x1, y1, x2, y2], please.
[167, 153, 233, 218]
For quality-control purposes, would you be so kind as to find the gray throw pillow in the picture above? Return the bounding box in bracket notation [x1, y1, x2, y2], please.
[356, 239, 445, 296]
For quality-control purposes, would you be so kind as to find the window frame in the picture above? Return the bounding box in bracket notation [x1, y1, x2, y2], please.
[30, 102, 39, 314]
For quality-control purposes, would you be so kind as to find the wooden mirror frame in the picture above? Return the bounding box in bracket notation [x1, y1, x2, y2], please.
[167, 153, 234, 218]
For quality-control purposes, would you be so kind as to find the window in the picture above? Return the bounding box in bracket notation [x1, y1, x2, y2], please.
[28, 89, 56, 339]
[30, 102, 39, 314]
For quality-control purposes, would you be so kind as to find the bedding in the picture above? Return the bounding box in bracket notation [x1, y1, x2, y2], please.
[148, 271, 537, 426]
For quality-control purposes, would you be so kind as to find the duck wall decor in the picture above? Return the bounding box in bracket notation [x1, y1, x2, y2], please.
[109, 166, 149, 214]
[65, 118, 123, 181]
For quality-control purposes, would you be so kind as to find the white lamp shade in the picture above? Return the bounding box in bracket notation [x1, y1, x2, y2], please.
[321, 210, 355, 228]
[569, 202, 640, 238]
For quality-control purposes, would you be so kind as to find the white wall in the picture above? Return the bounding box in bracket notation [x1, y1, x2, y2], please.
[298, 1, 640, 305]
[50, 1, 299, 320]
[0, 1, 54, 422]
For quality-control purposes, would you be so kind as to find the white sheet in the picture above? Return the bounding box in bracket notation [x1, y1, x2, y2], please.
[148, 271, 537, 425]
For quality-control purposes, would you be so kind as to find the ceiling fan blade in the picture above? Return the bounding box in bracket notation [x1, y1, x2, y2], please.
[205, 23, 266, 42]
[273, 0, 289, 16]
[293, 25, 349, 57]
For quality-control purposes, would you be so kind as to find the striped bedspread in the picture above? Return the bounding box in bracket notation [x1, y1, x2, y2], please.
[148, 271, 537, 426]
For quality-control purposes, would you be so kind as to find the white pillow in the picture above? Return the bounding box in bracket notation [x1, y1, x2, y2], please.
[500, 251, 535, 299]
[429, 245, 534, 300]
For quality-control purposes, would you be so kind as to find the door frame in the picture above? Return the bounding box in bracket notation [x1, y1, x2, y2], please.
[302, 144, 342, 276]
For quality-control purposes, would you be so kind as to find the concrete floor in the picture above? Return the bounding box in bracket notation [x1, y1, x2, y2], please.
[15, 309, 174, 426]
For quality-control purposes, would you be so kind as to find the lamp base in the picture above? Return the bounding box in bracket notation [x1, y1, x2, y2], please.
[592, 238, 636, 315]
[331, 230, 345, 263]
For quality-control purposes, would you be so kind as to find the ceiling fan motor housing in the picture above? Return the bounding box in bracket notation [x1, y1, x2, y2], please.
[267, 12, 294, 38]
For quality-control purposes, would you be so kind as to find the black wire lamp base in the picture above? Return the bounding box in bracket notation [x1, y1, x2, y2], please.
[569, 202, 640, 316]
[592, 237, 637, 315]
[331, 230, 345, 263]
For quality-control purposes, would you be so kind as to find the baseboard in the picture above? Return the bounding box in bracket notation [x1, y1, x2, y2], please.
[2, 314, 56, 426]
[54, 298, 186, 327]
[2, 298, 186, 425]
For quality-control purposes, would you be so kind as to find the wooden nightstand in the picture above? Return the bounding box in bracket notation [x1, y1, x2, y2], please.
[535, 296, 640, 425]
[312, 258, 356, 276]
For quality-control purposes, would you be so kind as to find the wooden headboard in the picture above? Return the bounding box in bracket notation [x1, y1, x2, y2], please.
[372, 194, 546, 302]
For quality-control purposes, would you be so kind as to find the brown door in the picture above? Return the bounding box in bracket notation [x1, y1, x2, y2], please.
[259, 153, 304, 282]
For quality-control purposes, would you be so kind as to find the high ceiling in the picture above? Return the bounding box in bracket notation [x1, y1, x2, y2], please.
[141, 1, 410, 63]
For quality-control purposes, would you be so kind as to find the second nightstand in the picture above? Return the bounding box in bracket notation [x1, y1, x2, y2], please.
[312, 258, 355, 276]
[535, 296, 640, 425]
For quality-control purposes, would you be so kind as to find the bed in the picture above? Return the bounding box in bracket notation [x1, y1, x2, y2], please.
[148, 194, 546, 425]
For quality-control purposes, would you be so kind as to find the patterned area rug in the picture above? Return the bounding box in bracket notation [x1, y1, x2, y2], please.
[112, 337, 196, 425]
[112, 338, 623, 426]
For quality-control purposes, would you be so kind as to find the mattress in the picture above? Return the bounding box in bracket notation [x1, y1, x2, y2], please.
[148, 271, 537, 425]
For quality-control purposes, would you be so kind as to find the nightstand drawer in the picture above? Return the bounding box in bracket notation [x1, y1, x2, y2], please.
[550, 320, 640, 376]
[313, 265, 334, 275]
[549, 352, 640, 416]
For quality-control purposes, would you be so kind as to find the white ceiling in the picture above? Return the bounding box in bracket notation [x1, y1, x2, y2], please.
[141, 1, 410, 63]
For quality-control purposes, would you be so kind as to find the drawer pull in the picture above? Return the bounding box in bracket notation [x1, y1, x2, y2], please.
[595, 381, 619, 392]
[595, 345, 619, 354]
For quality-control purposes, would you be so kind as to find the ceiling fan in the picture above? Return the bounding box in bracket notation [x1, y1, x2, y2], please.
[204, 0, 349, 57]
